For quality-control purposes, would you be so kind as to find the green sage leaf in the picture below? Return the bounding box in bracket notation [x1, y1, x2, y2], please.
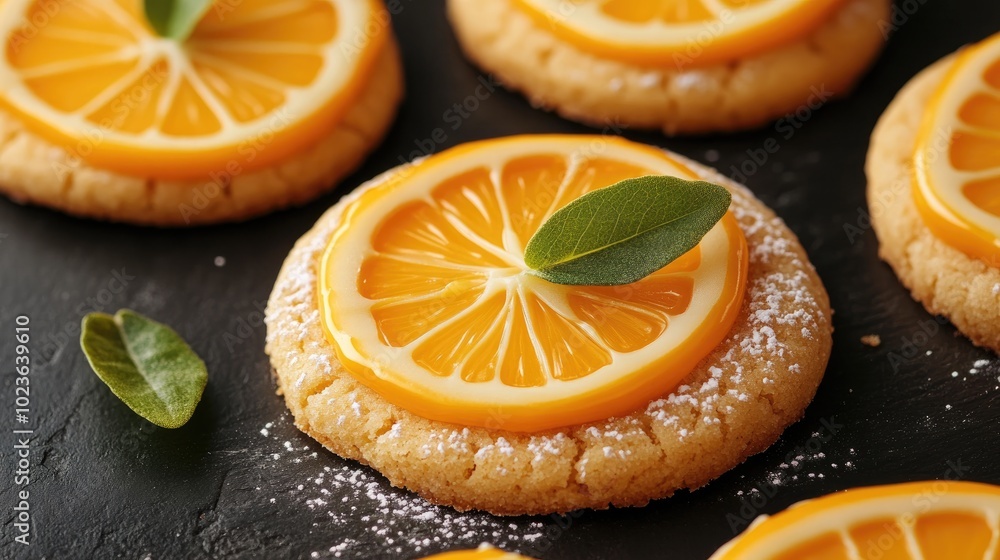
[523, 176, 731, 286]
[143, 0, 213, 40]
[80, 309, 207, 429]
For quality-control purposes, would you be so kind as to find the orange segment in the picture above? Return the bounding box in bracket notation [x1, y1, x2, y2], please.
[850, 519, 911, 560]
[511, 0, 846, 68]
[0, 0, 387, 179]
[914, 32, 1000, 266]
[710, 481, 1000, 560]
[85, 59, 169, 133]
[915, 512, 995, 558]
[772, 533, 850, 560]
[964, 178, 1000, 217]
[319, 135, 748, 432]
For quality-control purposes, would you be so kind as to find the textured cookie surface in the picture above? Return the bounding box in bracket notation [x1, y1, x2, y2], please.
[447, 0, 889, 135]
[866, 58, 1000, 352]
[0, 40, 403, 227]
[265, 155, 833, 515]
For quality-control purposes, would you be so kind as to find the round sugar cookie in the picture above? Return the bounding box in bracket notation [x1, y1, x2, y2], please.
[0, 0, 403, 226]
[265, 137, 833, 515]
[709, 481, 1000, 559]
[866, 48, 1000, 353]
[446, 0, 890, 135]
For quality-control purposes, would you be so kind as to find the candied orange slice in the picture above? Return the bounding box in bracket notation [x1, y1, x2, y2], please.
[422, 547, 534, 560]
[915, 32, 1000, 266]
[511, 0, 845, 67]
[710, 481, 1000, 560]
[319, 135, 747, 432]
[0, 0, 387, 179]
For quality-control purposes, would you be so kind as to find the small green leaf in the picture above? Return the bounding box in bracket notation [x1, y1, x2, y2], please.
[143, 0, 213, 40]
[523, 176, 731, 286]
[80, 309, 207, 429]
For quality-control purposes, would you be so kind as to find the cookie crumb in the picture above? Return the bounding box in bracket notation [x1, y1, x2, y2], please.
[860, 334, 881, 347]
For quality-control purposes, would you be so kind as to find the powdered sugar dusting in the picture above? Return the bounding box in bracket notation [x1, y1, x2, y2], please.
[644, 184, 827, 439]
[260, 415, 552, 559]
[527, 433, 567, 463]
[954, 357, 997, 381]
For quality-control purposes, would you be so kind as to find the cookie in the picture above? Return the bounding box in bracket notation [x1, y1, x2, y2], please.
[265, 137, 833, 515]
[710, 481, 1000, 559]
[866, 45, 1000, 353]
[0, 1, 403, 226]
[446, 0, 890, 135]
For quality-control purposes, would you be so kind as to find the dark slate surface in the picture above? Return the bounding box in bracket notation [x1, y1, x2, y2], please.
[2, 1, 1000, 558]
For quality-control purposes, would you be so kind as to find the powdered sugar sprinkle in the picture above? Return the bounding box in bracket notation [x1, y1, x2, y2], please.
[260, 415, 551, 559]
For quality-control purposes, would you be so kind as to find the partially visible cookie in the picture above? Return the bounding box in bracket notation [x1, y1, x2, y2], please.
[447, 0, 890, 135]
[0, 1, 403, 226]
[710, 481, 1000, 559]
[265, 139, 833, 515]
[866, 43, 1000, 352]
[421, 545, 534, 560]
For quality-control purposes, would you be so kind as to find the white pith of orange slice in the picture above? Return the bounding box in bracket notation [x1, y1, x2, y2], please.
[511, 0, 845, 67]
[914, 32, 1000, 266]
[710, 481, 1000, 560]
[318, 135, 748, 432]
[0, 0, 387, 179]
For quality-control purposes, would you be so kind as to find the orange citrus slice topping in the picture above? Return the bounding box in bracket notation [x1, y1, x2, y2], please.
[511, 0, 845, 67]
[319, 135, 748, 432]
[0, 0, 386, 179]
[915, 32, 1000, 267]
[422, 547, 534, 560]
[710, 481, 1000, 560]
